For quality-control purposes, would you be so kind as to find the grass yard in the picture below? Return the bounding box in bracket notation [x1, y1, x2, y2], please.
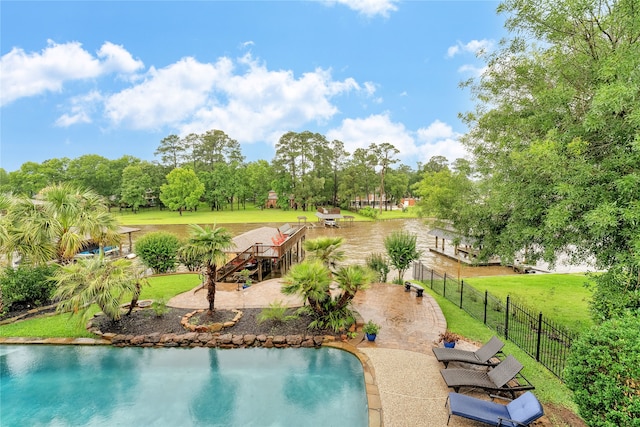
[0, 273, 201, 338]
[114, 203, 418, 225]
[464, 274, 594, 333]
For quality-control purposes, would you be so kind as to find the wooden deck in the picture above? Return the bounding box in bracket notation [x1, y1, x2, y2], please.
[218, 223, 307, 282]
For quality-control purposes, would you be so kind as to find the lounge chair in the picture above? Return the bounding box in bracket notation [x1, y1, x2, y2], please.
[446, 391, 544, 426]
[433, 336, 505, 368]
[440, 355, 534, 398]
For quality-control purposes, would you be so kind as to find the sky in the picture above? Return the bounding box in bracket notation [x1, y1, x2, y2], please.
[0, 0, 507, 173]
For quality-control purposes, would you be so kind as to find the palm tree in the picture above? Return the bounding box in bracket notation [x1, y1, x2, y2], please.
[384, 230, 421, 283]
[303, 237, 345, 271]
[39, 183, 121, 263]
[282, 260, 373, 332]
[1, 194, 56, 265]
[53, 256, 139, 323]
[333, 264, 374, 310]
[3, 184, 121, 264]
[179, 224, 233, 313]
[281, 260, 332, 316]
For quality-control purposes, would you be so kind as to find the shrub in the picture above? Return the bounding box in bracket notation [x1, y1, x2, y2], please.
[257, 300, 298, 324]
[358, 206, 379, 219]
[134, 232, 181, 273]
[0, 264, 59, 312]
[177, 247, 202, 272]
[366, 253, 390, 283]
[565, 313, 640, 426]
[151, 299, 169, 317]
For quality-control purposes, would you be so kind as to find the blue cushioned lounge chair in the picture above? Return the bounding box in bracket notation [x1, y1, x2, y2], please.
[446, 391, 544, 426]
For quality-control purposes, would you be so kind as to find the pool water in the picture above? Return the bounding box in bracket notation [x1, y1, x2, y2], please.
[0, 345, 368, 427]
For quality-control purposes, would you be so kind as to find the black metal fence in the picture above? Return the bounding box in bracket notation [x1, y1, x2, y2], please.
[413, 261, 577, 381]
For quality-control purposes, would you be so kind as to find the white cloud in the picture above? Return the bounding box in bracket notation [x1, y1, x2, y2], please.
[327, 115, 468, 166]
[458, 64, 486, 77]
[96, 42, 144, 75]
[104, 57, 225, 129]
[167, 54, 364, 143]
[327, 112, 415, 154]
[55, 90, 102, 127]
[415, 120, 468, 163]
[324, 0, 399, 17]
[0, 40, 143, 106]
[446, 39, 494, 58]
[416, 119, 455, 142]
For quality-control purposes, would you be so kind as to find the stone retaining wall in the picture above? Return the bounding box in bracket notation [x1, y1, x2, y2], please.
[101, 331, 334, 348]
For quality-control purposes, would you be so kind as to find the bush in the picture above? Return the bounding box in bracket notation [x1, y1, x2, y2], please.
[358, 206, 379, 219]
[151, 299, 169, 317]
[0, 264, 59, 312]
[177, 247, 202, 272]
[565, 313, 640, 426]
[134, 232, 181, 274]
[366, 253, 390, 283]
[257, 300, 298, 324]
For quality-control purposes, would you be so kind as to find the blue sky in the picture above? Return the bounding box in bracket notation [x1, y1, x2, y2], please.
[1, 1, 506, 172]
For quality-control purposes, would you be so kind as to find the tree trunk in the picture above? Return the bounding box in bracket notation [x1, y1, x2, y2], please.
[206, 264, 217, 313]
[127, 281, 142, 315]
[335, 291, 355, 311]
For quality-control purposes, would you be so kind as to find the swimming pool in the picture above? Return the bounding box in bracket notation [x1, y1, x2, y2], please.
[0, 345, 368, 426]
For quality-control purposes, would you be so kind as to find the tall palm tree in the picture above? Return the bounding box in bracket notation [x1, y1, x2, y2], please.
[180, 224, 233, 313]
[54, 256, 139, 323]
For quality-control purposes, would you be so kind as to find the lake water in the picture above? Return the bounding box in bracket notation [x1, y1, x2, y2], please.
[0, 345, 367, 427]
[130, 218, 515, 279]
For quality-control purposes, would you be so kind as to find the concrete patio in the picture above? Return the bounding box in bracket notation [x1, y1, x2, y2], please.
[168, 279, 486, 426]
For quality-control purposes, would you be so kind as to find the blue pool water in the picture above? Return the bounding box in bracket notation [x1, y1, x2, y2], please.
[0, 345, 368, 426]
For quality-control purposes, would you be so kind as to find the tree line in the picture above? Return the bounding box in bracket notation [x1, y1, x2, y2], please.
[0, 130, 459, 214]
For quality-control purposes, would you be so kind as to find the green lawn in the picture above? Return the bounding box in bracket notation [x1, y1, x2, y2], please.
[0, 273, 201, 338]
[114, 203, 418, 225]
[464, 274, 594, 333]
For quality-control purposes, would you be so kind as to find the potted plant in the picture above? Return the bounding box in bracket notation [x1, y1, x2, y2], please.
[363, 320, 380, 341]
[237, 269, 253, 289]
[439, 330, 460, 348]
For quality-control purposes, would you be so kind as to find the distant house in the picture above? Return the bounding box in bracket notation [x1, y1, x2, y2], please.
[401, 197, 417, 207]
[265, 190, 278, 209]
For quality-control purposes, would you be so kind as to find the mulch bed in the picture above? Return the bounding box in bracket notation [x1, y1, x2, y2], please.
[92, 307, 338, 337]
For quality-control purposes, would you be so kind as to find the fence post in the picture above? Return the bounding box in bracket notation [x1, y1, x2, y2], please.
[443, 272, 447, 297]
[505, 295, 510, 340]
[459, 280, 464, 308]
[536, 312, 543, 362]
[484, 290, 488, 325]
